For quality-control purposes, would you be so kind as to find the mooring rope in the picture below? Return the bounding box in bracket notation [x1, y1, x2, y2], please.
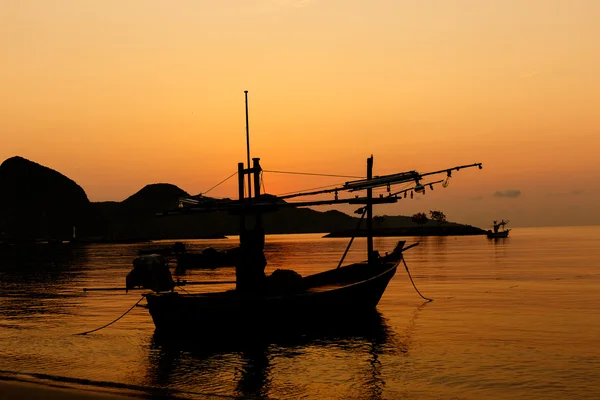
[75, 296, 145, 336]
[402, 257, 433, 302]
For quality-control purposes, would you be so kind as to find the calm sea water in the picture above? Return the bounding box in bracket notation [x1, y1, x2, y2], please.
[1, 227, 599, 399]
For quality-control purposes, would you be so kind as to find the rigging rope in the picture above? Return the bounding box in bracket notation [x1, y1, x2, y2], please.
[275, 182, 346, 197]
[402, 257, 433, 302]
[74, 296, 145, 335]
[263, 169, 364, 179]
[336, 207, 367, 269]
[176, 285, 191, 294]
[260, 170, 266, 194]
[275, 179, 414, 200]
[202, 171, 238, 196]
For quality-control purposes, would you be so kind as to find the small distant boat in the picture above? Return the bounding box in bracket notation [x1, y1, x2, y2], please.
[486, 220, 510, 238]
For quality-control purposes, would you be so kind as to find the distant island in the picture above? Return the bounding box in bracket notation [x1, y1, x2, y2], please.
[0, 156, 486, 243]
[323, 224, 486, 238]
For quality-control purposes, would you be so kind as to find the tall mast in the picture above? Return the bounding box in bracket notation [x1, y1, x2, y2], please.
[244, 90, 252, 199]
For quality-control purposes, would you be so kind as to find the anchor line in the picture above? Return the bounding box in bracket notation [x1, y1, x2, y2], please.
[75, 296, 145, 335]
[402, 257, 433, 302]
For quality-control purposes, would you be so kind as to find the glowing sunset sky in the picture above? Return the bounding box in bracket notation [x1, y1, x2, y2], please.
[1, 1, 599, 228]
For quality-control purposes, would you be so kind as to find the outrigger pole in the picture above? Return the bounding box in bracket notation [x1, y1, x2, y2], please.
[275, 163, 482, 201]
[162, 163, 483, 216]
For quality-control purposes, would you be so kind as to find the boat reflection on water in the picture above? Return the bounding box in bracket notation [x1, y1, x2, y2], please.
[145, 310, 406, 399]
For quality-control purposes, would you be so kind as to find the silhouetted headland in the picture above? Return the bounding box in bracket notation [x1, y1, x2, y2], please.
[0, 156, 485, 243]
[324, 217, 486, 238]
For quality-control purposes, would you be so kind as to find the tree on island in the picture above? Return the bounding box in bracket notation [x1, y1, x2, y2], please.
[411, 212, 429, 227]
[429, 210, 447, 226]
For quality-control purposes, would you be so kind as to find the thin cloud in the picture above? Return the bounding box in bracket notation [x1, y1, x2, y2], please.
[271, 0, 315, 7]
[519, 71, 543, 79]
[548, 190, 584, 197]
[249, 0, 314, 16]
[470, 195, 484, 201]
[493, 189, 521, 198]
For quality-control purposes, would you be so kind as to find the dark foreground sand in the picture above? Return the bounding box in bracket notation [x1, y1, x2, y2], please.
[0, 379, 145, 399]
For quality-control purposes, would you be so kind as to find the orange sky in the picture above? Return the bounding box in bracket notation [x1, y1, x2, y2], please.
[2, 0, 599, 228]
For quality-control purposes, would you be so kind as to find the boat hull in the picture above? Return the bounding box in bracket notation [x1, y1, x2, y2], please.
[145, 261, 398, 337]
[487, 230, 510, 238]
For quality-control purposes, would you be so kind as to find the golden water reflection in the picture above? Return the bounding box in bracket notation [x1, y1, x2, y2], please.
[2, 229, 600, 399]
[145, 310, 409, 399]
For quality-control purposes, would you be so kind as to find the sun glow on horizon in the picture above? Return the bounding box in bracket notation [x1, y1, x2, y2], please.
[2, 0, 599, 228]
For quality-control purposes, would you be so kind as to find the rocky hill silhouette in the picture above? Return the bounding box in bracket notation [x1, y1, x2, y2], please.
[0, 157, 92, 241]
[91, 183, 193, 241]
[0, 157, 485, 242]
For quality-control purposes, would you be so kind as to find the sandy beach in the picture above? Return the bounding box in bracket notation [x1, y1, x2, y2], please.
[0, 379, 145, 400]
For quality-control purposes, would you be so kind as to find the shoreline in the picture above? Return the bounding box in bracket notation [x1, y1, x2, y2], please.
[0, 379, 143, 400]
[323, 226, 487, 238]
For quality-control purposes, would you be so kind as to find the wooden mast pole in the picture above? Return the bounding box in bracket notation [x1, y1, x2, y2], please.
[367, 155, 374, 264]
[252, 158, 261, 198]
[238, 162, 245, 201]
[238, 162, 245, 230]
[252, 158, 263, 235]
[244, 90, 252, 199]
[236, 161, 245, 291]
